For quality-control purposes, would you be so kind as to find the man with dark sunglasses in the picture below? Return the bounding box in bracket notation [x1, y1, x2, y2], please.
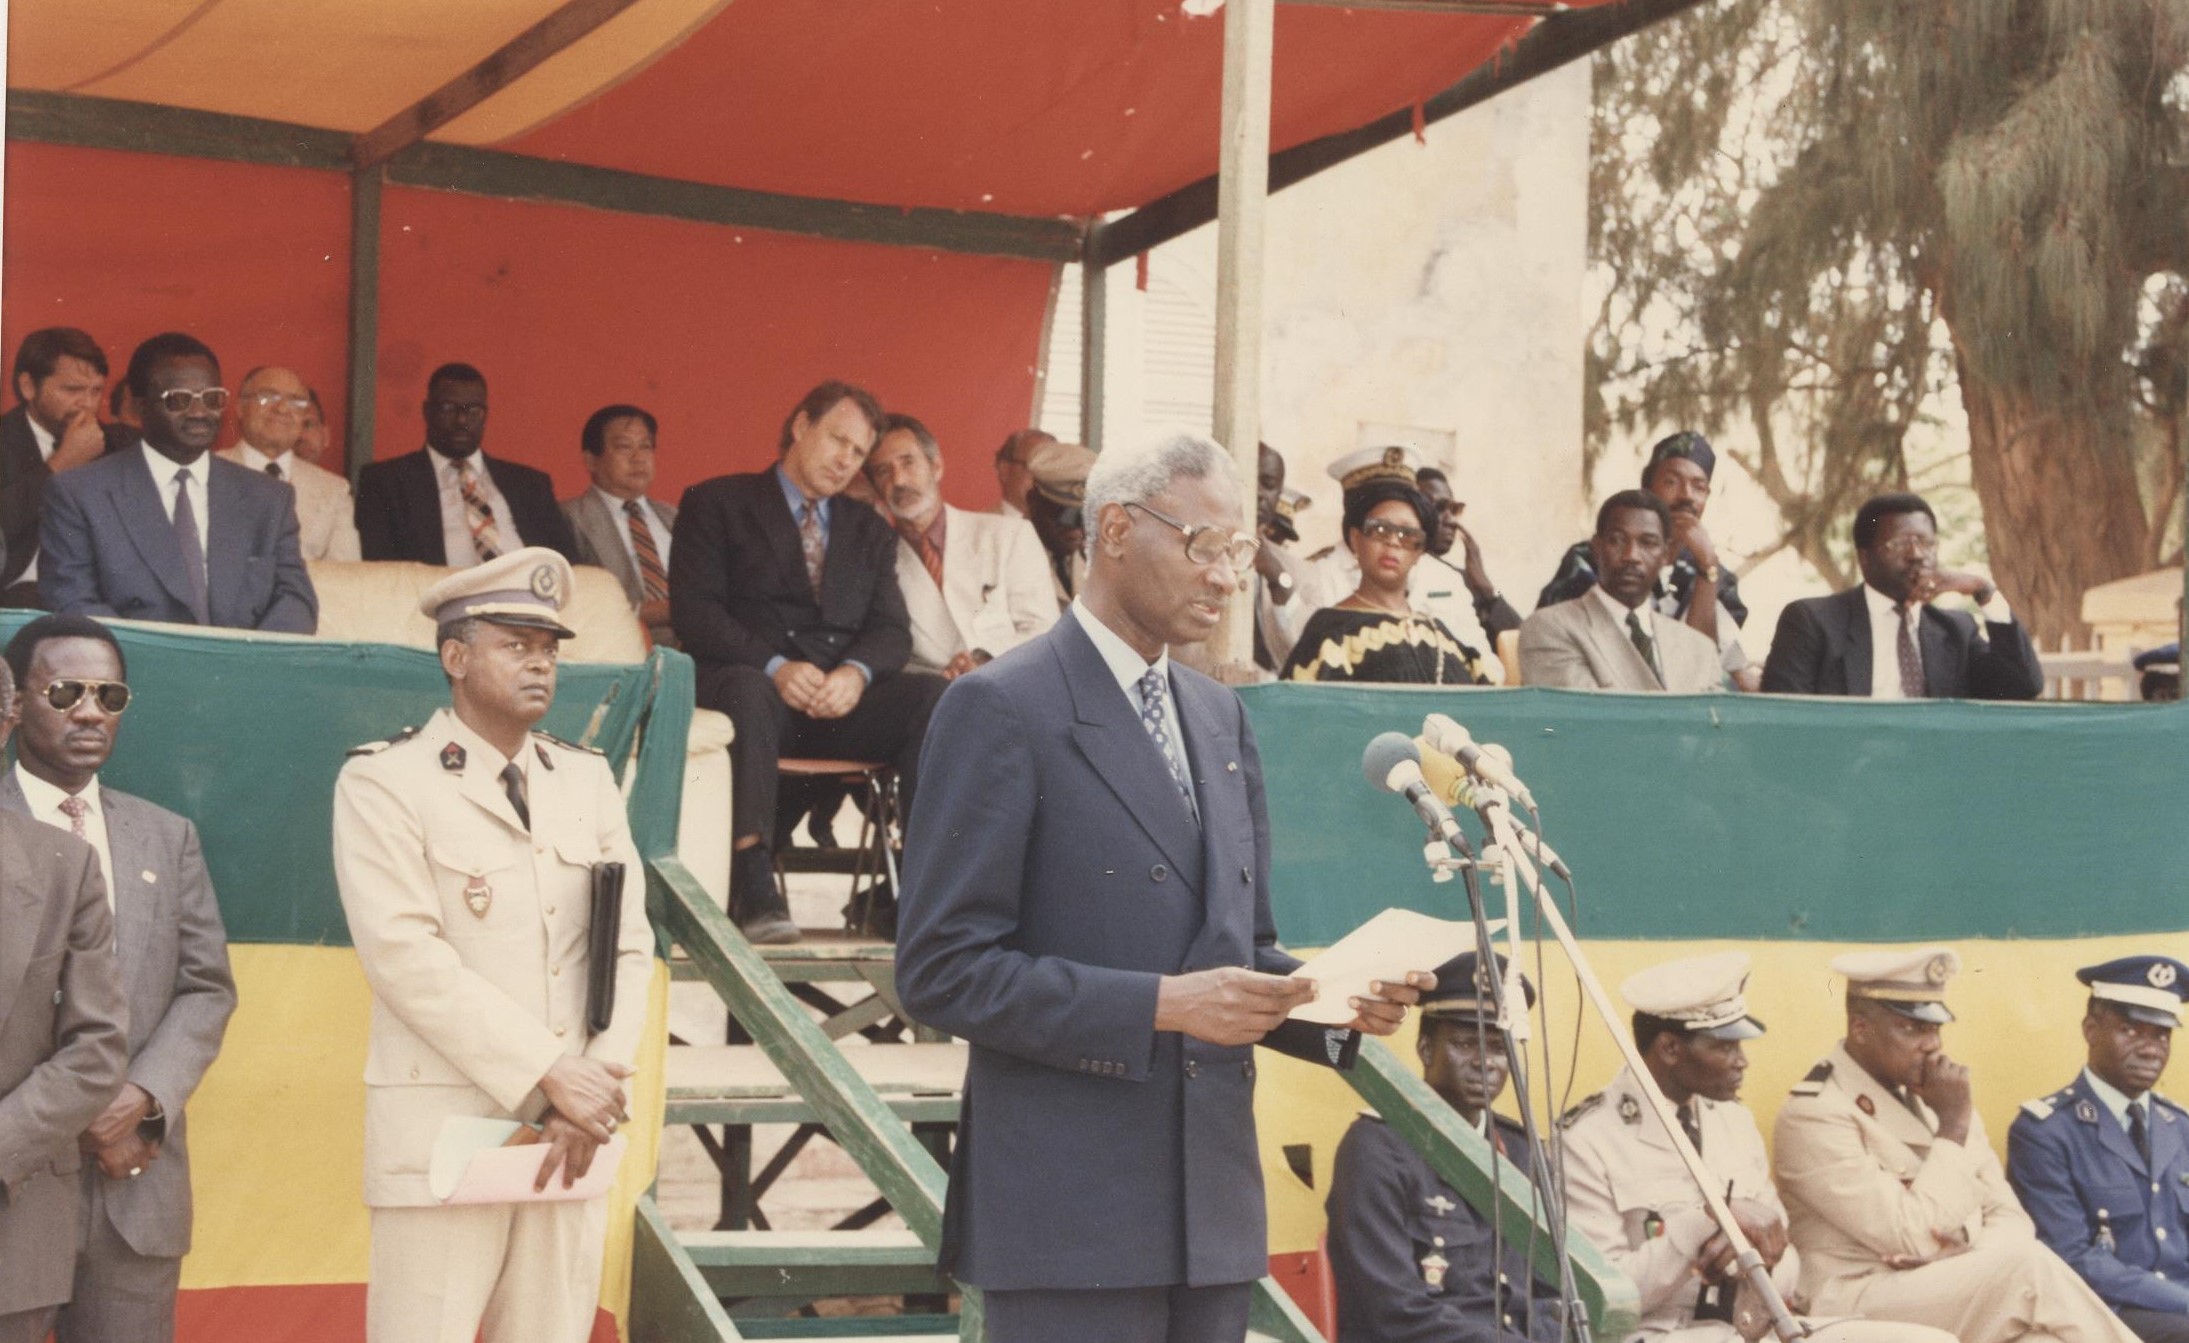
[1, 613, 237, 1343]
[37, 332, 317, 633]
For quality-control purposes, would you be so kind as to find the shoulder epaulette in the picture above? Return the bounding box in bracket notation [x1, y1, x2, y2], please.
[2155, 1091, 2188, 1117]
[532, 730, 603, 757]
[1307, 544, 1338, 562]
[2020, 1097, 2055, 1121]
[347, 725, 420, 757]
[1789, 1060, 1832, 1097]
[1558, 1092, 1605, 1129]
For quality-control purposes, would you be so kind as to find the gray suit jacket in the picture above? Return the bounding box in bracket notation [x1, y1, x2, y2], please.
[0, 774, 236, 1259]
[0, 809, 127, 1313]
[896, 612, 1357, 1291]
[38, 446, 318, 633]
[1517, 592, 1724, 693]
[564, 489, 677, 642]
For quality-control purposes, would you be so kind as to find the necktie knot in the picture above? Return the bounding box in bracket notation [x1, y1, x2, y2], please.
[57, 795, 88, 837]
[499, 762, 531, 830]
[265, 461, 283, 480]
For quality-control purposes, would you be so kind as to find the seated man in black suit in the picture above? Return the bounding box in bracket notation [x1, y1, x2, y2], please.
[671, 381, 946, 945]
[1, 328, 135, 608]
[1762, 491, 2043, 700]
[39, 332, 318, 633]
[354, 362, 576, 567]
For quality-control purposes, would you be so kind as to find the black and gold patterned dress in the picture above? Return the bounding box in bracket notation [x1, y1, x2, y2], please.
[1279, 604, 1493, 685]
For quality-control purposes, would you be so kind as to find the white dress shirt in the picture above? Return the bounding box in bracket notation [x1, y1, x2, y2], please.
[140, 444, 212, 591]
[2083, 1066, 2150, 1134]
[1590, 583, 1660, 678]
[591, 485, 672, 576]
[13, 762, 114, 908]
[18, 417, 59, 584]
[232, 440, 295, 482]
[1864, 582, 2016, 699]
[430, 446, 517, 568]
[1071, 598, 1197, 822]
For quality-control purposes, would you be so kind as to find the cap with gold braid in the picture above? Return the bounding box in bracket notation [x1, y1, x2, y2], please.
[419, 546, 578, 640]
[1622, 951, 1766, 1040]
[1421, 950, 1534, 1019]
[1326, 444, 1422, 493]
[1832, 945, 1960, 1024]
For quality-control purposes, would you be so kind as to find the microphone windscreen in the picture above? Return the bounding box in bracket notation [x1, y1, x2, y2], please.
[1360, 732, 1422, 791]
[1421, 712, 1473, 759]
[1414, 735, 1473, 807]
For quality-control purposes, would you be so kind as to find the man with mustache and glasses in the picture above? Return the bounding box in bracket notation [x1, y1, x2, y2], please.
[1517, 490, 1723, 692]
[862, 413, 1055, 680]
[2, 613, 237, 1343]
[1326, 950, 1565, 1343]
[2010, 958, 2189, 1343]
[38, 333, 317, 632]
[1762, 492, 2042, 700]
[1538, 431, 1757, 689]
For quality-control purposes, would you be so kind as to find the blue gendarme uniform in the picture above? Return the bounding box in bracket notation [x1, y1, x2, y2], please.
[2006, 1071, 2189, 1314]
[1325, 1113, 1565, 1343]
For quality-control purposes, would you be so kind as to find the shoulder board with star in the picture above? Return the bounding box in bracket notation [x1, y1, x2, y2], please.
[347, 725, 421, 757]
[2020, 1095, 2059, 1121]
[1558, 1092, 1605, 1129]
[531, 730, 604, 757]
[1789, 1059, 1833, 1097]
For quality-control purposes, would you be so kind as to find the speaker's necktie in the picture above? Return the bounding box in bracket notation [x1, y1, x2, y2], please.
[625, 499, 669, 603]
[1136, 667, 1197, 823]
[172, 468, 211, 623]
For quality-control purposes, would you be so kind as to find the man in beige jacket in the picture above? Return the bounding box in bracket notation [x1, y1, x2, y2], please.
[1774, 947, 2136, 1343]
[333, 547, 655, 1342]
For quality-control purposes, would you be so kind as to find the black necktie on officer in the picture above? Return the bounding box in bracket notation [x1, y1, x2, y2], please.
[501, 763, 530, 831]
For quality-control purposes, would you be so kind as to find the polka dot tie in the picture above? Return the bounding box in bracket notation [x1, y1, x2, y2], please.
[58, 795, 88, 838]
[1136, 666, 1197, 821]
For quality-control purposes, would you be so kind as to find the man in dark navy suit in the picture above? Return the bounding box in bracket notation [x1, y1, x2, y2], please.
[1762, 492, 2042, 699]
[39, 333, 317, 633]
[353, 362, 576, 567]
[671, 381, 943, 945]
[0, 327, 136, 608]
[897, 432, 1434, 1343]
[2010, 956, 2189, 1343]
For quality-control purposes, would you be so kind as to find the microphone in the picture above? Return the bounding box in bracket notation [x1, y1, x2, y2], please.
[1360, 732, 1463, 844]
[1420, 713, 1536, 808]
[1414, 731, 1570, 878]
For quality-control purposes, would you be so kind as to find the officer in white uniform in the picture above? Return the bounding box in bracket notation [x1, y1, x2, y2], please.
[333, 546, 656, 1343]
[1773, 947, 2136, 1343]
[1561, 951, 1956, 1343]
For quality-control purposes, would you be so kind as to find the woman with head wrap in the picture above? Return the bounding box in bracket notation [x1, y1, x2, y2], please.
[1280, 456, 1493, 685]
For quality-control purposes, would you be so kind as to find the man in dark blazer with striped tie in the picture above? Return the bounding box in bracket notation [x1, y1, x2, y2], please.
[897, 432, 1434, 1343]
[670, 381, 944, 945]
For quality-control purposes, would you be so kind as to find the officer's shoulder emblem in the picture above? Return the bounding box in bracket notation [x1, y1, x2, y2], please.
[440, 741, 467, 772]
[2154, 1091, 2188, 1118]
[2019, 1097, 2055, 1121]
[2075, 1099, 2099, 1123]
[1307, 544, 1338, 562]
[532, 730, 604, 758]
[347, 725, 420, 757]
[1790, 1060, 1832, 1097]
[1618, 1094, 1643, 1124]
[1558, 1092, 1605, 1129]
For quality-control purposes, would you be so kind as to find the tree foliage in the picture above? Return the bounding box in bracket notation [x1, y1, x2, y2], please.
[1589, 0, 2189, 638]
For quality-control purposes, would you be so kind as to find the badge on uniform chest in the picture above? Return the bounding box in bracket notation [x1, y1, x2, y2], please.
[464, 874, 493, 918]
[1420, 1250, 1448, 1288]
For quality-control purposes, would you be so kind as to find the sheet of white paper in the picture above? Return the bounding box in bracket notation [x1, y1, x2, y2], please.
[428, 1116, 628, 1205]
[1285, 909, 1497, 1024]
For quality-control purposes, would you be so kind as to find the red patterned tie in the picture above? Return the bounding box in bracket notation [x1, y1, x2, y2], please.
[460, 463, 503, 562]
[798, 501, 825, 599]
[900, 522, 944, 589]
[58, 795, 87, 838]
[625, 500, 669, 603]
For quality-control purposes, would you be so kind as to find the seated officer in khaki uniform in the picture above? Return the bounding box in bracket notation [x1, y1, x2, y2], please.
[1773, 947, 2137, 1343]
[1562, 951, 1956, 1343]
[332, 547, 657, 1343]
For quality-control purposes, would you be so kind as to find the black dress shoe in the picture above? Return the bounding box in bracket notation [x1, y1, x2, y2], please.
[738, 912, 803, 946]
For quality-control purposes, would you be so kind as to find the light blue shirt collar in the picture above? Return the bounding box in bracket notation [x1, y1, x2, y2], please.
[2084, 1066, 2147, 1130]
[774, 464, 830, 536]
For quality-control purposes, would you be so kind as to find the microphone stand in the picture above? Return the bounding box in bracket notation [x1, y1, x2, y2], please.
[1427, 827, 1593, 1343]
[1460, 786, 1808, 1343]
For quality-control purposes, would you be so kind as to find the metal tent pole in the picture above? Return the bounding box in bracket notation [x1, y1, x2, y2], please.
[1211, 0, 1274, 677]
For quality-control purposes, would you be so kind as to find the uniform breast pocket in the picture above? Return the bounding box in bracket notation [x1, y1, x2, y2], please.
[1615, 1179, 1694, 1248]
[1412, 1193, 1491, 1290]
[426, 842, 526, 937]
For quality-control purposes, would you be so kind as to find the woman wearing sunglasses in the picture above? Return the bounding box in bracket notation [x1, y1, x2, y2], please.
[1280, 462, 1494, 686]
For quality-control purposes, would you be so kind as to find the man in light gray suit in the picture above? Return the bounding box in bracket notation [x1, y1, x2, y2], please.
[563, 403, 678, 646]
[3, 613, 237, 1343]
[1519, 490, 1724, 693]
[0, 654, 129, 1343]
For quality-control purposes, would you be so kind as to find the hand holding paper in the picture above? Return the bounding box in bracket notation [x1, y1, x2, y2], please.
[1285, 909, 1490, 1025]
[431, 1117, 627, 1205]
